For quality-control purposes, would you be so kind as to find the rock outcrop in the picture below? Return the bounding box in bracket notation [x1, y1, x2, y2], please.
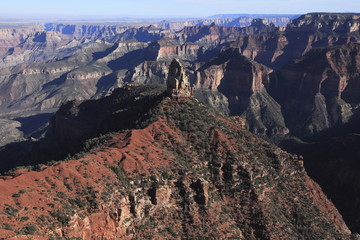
[166, 59, 192, 99]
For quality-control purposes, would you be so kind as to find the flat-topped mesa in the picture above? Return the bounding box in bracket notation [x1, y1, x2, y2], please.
[166, 59, 193, 99]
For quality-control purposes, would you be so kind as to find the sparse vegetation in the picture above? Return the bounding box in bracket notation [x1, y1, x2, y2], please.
[0, 84, 349, 239]
[50, 210, 71, 226]
[23, 224, 37, 235]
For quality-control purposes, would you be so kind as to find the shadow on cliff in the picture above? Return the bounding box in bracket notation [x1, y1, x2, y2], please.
[278, 111, 360, 233]
[107, 44, 158, 71]
[271, 32, 311, 69]
[92, 43, 119, 61]
[95, 73, 119, 94]
[201, 48, 256, 115]
[14, 113, 53, 139]
[42, 73, 68, 88]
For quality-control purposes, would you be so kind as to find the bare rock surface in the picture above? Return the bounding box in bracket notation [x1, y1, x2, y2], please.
[166, 59, 192, 98]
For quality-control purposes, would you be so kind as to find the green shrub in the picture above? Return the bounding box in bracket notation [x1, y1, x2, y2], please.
[23, 224, 37, 235]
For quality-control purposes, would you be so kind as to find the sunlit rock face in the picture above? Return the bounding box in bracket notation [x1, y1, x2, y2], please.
[166, 59, 192, 99]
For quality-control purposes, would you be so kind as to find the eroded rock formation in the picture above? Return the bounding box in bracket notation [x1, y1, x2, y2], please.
[166, 59, 192, 98]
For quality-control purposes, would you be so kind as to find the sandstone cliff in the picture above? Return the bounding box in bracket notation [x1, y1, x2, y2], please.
[195, 48, 288, 135]
[272, 43, 360, 137]
[231, 13, 360, 68]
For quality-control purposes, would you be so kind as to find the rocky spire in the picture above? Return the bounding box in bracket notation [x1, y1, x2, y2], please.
[166, 59, 192, 99]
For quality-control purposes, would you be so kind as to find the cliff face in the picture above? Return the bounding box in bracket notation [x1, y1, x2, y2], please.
[44, 23, 129, 41]
[43, 24, 166, 43]
[0, 29, 81, 70]
[0, 26, 44, 56]
[154, 15, 294, 31]
[173, 19, 277, 47]
[0, 85, 351, 239]
[194, 48, 288, 135]
[272, 43, 360, 137]
[287, 13, 360, 33]
[0, 41, 115, 111]
[231, 13, 360, 69]
[155, 37, 200, 61]
[0, 24, 164, 71]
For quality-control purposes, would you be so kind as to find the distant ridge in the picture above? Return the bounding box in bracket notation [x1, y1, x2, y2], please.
[305, 12, 360, 15]
[208, 14, 300, 19]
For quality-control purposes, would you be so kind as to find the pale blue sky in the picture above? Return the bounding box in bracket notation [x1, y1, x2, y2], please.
[1, 0, 359, 18]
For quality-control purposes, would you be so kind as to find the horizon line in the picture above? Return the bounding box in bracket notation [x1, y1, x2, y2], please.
[0, 12, 358, 23]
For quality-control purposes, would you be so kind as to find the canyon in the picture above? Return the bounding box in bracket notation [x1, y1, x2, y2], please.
[0, 13, 359, 145]
[0, 12, 360, 237]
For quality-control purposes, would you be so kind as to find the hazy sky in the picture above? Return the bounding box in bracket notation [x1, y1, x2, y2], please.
[1, 0, 359, 18]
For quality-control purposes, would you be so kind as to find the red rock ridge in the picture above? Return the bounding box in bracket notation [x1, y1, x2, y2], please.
[0, 91, 352, 239]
